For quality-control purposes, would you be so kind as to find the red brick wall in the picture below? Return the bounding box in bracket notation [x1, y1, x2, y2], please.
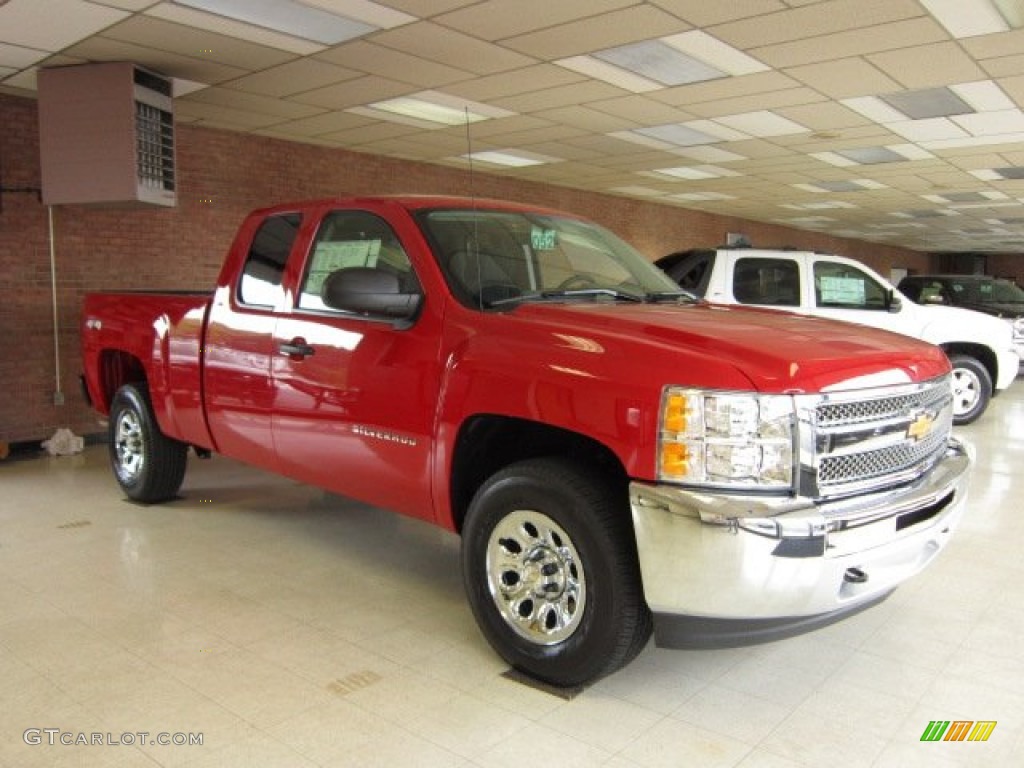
[0, 92, 933, 443]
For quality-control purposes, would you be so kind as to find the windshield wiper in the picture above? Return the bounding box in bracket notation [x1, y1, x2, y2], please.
[642, 290, 699, 304]
[488, 288, 644, 307]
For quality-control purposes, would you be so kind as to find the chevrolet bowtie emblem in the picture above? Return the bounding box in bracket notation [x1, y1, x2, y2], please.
[907, 411, 935, 442]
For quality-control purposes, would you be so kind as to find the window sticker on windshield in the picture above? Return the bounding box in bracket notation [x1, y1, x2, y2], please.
[820, 275, 865, 304]
[531, 228, 557, 250]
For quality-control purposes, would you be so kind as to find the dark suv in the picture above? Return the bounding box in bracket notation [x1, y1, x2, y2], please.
[898, 274, 1024, 365]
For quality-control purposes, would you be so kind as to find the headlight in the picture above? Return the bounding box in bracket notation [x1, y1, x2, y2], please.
[657, 388, 795, 489]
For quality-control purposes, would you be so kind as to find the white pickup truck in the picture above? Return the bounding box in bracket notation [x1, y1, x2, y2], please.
[656, 248, 1018, 425]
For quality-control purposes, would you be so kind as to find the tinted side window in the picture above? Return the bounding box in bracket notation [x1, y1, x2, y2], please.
[238, 213, 302, 307]
[298, 210, 418, 312]
[813, 261, 888, 310]
[732, 257, 800, 306]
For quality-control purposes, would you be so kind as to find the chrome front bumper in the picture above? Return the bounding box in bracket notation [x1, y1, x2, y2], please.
[630, 437, 972, 647]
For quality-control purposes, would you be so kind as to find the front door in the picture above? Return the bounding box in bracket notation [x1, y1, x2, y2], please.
[271, 209, 441, 520]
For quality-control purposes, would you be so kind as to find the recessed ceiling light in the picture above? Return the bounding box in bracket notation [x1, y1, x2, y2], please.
[357, 91, 514, 127]
[919, 0, 1018, 38]
[837, 147, 907, 164]
[635, 124, 722, 147]
[173, 0, 375, 44]
[881, 87, 973, 120]
[460, 150, 560, 167]
[660, 30, 769, 76]
[594, 40, 726, 87]
[648, 165, 741, 180]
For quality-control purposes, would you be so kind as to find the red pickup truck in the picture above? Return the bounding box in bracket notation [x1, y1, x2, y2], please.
[82, 196, 971, 686]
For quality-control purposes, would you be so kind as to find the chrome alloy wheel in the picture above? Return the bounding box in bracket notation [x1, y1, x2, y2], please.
[114, 409, 145, 483]
[485, 509, 586, 645]
[951, 366, 981, 417]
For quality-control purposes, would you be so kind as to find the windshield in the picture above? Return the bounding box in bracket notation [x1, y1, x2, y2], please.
[950, 278, 1024, 304]
[415, 208, 683, 308]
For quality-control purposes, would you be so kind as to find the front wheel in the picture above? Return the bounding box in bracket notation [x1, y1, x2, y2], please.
[461, 458, 651, 687]
[948, 354, 992, 425]
[108, 383, 187, 502]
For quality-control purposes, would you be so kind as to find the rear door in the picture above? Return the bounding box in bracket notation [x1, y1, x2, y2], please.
[204, 211, 303, 472]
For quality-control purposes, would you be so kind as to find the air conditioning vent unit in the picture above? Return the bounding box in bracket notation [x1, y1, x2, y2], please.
[38, 62, 176, 207]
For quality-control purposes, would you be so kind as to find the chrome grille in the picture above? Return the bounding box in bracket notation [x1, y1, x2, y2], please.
[802, 375, 953, 498]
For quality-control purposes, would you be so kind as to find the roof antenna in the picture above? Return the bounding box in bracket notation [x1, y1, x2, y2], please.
[464, 106, 483, 309]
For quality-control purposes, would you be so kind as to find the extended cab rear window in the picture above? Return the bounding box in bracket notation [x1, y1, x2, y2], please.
[238, 213, 302, 308]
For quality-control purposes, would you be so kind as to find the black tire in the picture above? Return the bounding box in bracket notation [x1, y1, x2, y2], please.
[948, 354, 992, 425]
[108, 383, 187, 502]
[461, 458, 652, 687]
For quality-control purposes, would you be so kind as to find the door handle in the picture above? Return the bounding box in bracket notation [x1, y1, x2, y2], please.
[279, 338, 315, 359]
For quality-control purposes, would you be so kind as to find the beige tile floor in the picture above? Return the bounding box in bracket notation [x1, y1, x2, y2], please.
[2, 384, 1024, 768]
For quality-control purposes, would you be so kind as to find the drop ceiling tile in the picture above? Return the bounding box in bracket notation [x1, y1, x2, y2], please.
[0, 0, 129, 51]
[500, 5, 690, 60]
[381, 0, 476, 15]
[783, 57, 902, 99]
[982, 56, 1024, 80]
[493, 80, 628, 113]
[174, 100, 287, 129]
[225, 59, 362, 98]
[99, 16, 298, 71]
[588, 94, 696, 125]
[867, 42, 987, 90]
[468, 124, 586, 147]
[648, 0, 786, 27]
[710, 0, 924, 49]
[63, 36, 249, 83]
[86, 0, 161, 10]
[265, 111, 373, 137]
[775, 102, 878, 131]
[444, 65, 584, 101]
[457, 114, 554, 138]
[320, 121, 426, 145]
[0, 42, 48, 69]
[751, 18, 948, 69]
[531, 105, 638, 133]
[314, 40, 473, 86]
[651, 70, 800, 107]
[434, 0, 636, 41]
[182, 86, 327, 119]
[959, 28, 1024, 61]
[370, 21, 534, 75]
[682, 87, 824, 119]
[288, 75, 416, 109]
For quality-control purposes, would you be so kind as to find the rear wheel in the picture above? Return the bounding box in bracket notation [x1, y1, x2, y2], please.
[109, 383, 187, 502]
[948, 354, 992, 425]
[461, 458, 651, 687]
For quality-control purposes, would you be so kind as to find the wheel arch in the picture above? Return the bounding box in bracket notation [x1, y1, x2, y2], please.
[448, 415, 629, 534]
[94, 349, 148, 413]
[940, 342, 997, 384]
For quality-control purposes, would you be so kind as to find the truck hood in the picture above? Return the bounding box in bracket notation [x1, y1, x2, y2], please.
[507, 300, 950, 394]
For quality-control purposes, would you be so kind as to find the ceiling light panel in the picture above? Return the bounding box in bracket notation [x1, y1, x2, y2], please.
[173, 0, 376, 45]
[462, 149, 561, 167]
[635, 123, 722, 147]
[359, 90, 514, 127]
[554, 55, 661, 93]
[880, 87, 973, 120]
[660, 30, 769, 76]
[148, 4, 325, 54]
[300, 0, 416, 29]
[837, 147, 908, 164]
[919, 0, 1010, 38]
[594, 40, 726, 87]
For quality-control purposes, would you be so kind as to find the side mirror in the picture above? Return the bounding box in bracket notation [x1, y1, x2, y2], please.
[321, 267, 421, 323]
